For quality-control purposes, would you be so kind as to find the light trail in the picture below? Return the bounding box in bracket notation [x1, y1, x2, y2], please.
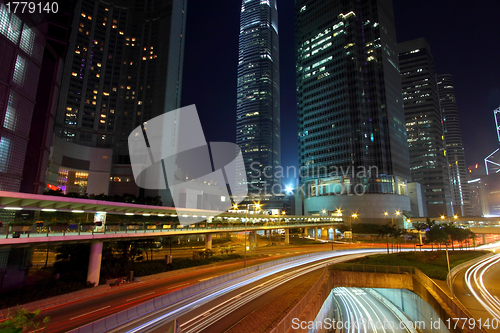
[464, 254, 500, 320]
[98, 249, 384, 333]
[180, 256, 347, 333]
[332, 287, 414, 333]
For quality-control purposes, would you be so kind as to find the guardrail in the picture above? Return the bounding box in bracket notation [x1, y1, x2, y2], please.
[0, 222, 335, 241]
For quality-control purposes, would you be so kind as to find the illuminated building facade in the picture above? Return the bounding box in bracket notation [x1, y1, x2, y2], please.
[438, 74, 471, 216]
[48, 0, 187, 201]
[295, 0, 411, 223]
[236, 0, 281, 195]
[398, 38, 453, 217]
[484, 106, 500, 175]
[0, 1, 73, 194]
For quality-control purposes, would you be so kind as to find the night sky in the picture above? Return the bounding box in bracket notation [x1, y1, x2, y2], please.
[181, 0, 500, 183]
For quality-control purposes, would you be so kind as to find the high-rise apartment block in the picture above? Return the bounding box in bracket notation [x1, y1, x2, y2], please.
[237, 0, 281, 195]
[47, 0, 186, 203]
[398, 38, 453, 217]
[295, 0, 411, 223]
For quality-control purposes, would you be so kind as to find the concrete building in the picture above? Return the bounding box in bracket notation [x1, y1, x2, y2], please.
[438, 74, 471, 216]
[398, 38, 453, 217]
[236, 0, 281, 196]
[468, 174, 500, 217]
[294, 0, 411, 225]
[407, 182, 427, 217]
[48, 0, 187, 204]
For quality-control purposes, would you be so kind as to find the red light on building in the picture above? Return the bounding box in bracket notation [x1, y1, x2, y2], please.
[47, 184, 58, 190]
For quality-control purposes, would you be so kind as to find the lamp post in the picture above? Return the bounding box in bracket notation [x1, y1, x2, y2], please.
[350, 213, 357, 242]
[239, 202, 260, 268]
[445, 241, 454, 298]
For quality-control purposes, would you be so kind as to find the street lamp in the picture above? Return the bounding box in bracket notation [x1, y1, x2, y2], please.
[445, 241, 454, 298]
[243, 202, 260, 268]
[350, 213, 358, 242]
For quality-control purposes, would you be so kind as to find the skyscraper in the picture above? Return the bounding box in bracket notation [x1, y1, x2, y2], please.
[47, 0, 186, 203]
[236, 0, 280, 196]
[398, 38, 453, 217]
[295, 0, 411, 223]
[438, 74, 471, 216]
[0, 0, 73, 194]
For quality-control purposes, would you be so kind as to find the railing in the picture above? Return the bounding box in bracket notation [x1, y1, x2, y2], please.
[330, 263, 415, 274]
[269, 265, 331, 333]
[0, 222, 335, 240]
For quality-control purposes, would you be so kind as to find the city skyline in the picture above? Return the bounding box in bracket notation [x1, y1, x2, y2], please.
[182, 0, 500, 186]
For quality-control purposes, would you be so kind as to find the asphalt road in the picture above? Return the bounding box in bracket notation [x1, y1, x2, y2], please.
[37, 244, 356, 332]
[332, 287, 416, 333]
[104, 250, 384, 333]
[454, 254, 500, 327]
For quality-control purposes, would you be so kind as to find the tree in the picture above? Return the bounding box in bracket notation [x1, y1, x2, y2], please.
[0, 308, 50, 332]
[390, 227, 405, 253]
[377, 223, 396, 254]
[53, 244, 90, 282]
[425, 225, 449, 250]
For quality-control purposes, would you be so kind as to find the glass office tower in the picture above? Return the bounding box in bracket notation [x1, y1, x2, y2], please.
[237, 0, 281, 196]
[295, 0, 411, 222]
[438, 74, 471, 216]
[398, 38, 453, 217]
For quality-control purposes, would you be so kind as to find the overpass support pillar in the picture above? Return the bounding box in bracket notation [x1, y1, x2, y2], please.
[321, 228, 328, 239]
[205, 234, 212, 250]
[482, 234, 486, 245]
[285, 229, 290, 244]
[314, 228, 318, 241]
[249, 231, 257, 248]
[87, 241, 103, 286]
[303, 228, 308, 237]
